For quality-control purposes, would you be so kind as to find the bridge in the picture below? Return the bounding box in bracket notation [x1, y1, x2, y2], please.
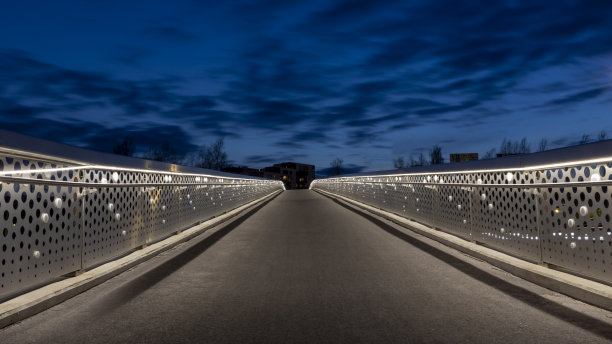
[0, 130, 611, 343]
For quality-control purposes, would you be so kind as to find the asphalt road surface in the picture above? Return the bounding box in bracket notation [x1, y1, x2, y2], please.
[2, 190, 611, 343]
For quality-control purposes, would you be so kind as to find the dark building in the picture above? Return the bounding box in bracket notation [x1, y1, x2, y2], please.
[450, 153, 479, 163]
[222, 162, 315, 190]
[263, 162, 314, 189]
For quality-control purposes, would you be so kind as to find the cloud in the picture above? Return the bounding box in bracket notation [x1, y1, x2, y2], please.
[0, 50, 178, 112]
[0, 51, 209, 154]
[115, 46, 153, 65]
[0, 115, 198, 157]
[273, 140, 306, 149]
[221, 95, 314, 130]
[140, 26, 198, 42]
[0, 98, 48, 118]
[345, 129, 385, 146]
[291, 131, 329, 142]
[392, 98, 444, 109]
[317, 163, 367, 177]
[344, 112, 406, 128]
[350, 80, 397, 95]
[366, 36, 432, 68]
[243, 153, 309, 166]
[543, 86, 609, 107]
[416, 101, 480, 116]
[2, 1, 612, 171]
[295, 0, 403, 43]
[389, 122, 421, 131]
[85, 124, 198, 156]
[243, 155, 277, 165]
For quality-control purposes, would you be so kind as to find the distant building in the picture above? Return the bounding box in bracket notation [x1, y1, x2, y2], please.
[263, 162, 315, 189]
[222, 162, 315, 189]
[450, 153, 478, 163]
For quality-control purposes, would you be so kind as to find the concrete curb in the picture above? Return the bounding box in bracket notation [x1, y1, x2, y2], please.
[0, 191, 282, 328]
[314, 189, 612, 312]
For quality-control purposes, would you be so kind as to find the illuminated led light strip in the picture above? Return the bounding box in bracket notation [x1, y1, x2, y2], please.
[312, 180, 612, 188]
[313, 156, 612, 180]
[0, 176, 281, 188]
[0, 165, 90, 176]
[5, 152, 611, 183]
[0, 164, 267, 182]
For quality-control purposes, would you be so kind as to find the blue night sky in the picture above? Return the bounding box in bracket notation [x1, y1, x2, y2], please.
[1, 0, 611, 174]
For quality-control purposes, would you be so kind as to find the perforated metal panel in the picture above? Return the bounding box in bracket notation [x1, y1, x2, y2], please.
[0, 151, 283, 299]
[312, 153, 612, 285]
[1, 157, 83, 296]
[537, 164, 612, 281]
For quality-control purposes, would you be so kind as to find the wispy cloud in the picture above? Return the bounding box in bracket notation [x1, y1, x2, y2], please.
[544, 86, 609, 107]
[1, 1, 612, 171]
[140, 26, 198, 42]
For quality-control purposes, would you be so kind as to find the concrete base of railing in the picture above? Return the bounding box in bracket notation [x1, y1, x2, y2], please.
[0, 190, 282, 329]
[314, 189, 612, 312]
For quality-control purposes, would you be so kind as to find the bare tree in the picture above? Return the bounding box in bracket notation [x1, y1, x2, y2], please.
[430, 145, 444, 164]
[518, 137, 530, 154]
[580, 134, 590, 145]
[330, 158, 343, 176]
[193, 138, 228, 170]
[499, 138, 513, 155]
[113, 136, 135, 156]
[418, 153, 428, 166]
[598, 130, 607, 141]
[145, 141, 177, 163]
[499, 137, 530, 155]
[482, 148, 496, 159]
[537, 138, 548, 152]
[207, 138, 228, 170]
[393, 157, 405, 169]
[409, 155, 417, 167]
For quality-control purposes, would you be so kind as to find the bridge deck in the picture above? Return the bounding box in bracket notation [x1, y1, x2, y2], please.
[1, 190, 611, 343]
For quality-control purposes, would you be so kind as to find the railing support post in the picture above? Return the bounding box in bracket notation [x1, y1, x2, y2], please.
[535, 187, 545, 265]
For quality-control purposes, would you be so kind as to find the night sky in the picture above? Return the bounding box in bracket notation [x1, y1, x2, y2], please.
[1, 1, 611, 174]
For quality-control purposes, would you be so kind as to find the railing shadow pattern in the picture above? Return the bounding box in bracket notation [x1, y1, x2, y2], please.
[0, 151, 283, 300]
[312, 146, 612, 286]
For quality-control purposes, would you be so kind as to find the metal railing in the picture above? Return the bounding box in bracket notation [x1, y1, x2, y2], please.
[0, 130, 284, 299]
[311, 141, 612, 285]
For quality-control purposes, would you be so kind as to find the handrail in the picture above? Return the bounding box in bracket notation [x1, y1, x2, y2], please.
[0, 131, 284, 300]
[0, 177, 274, 187]
[319, 180, 612, 188]
[312, 141, 612, 286]
[0, 175, 278, 188]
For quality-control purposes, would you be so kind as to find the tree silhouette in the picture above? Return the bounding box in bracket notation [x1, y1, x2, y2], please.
[482, 148, 496, 159]
[537, 138, 548, 152]
[393, 157, 405, 169]
[112, 136, 134, 156]
[579, 134, 590, 145]
[145, 141, 178, 163]
[192, 138, 228, 170]
[598, 130, 607, 141]
[409, 155, 417, 166]
[518, 137, 530, 153]
[499, 137, 530, 155]
[329, 158, 343, 176]
[430, 145, 444, 164]
[418, 153, 428, 166]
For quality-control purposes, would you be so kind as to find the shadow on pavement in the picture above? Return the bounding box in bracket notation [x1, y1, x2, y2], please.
[92, 193, 280, 315]
[324, 194, 612, 339]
